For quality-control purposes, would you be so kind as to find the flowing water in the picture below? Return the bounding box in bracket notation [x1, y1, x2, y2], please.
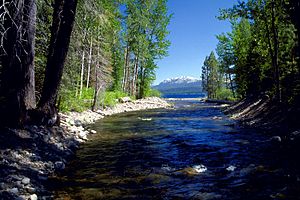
[49, 100, 300, 200]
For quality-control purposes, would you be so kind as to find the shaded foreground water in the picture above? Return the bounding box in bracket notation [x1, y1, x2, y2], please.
[49, 100, 300, 199]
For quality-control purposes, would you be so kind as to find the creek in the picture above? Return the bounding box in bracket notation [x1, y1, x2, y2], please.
[49, 100, 300, 199]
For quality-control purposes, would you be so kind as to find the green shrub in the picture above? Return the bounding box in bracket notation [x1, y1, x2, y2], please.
[216, 87, 236, 101]
[146, 89, 161, 97]
[59, 87, 94, 112]
[101, 90, 127, 107]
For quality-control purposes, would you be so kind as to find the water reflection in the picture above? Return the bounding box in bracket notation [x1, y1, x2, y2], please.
[49, 100, 300, 200]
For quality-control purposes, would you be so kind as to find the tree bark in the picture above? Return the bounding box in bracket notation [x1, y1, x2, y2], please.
[0, 0, 36, 127]
[290, 0, 300, 71]
[262, 7, 281, 102]
[228, 72, 236, 98]
[79, 51, 85, 98]
[133, 56, 139, 97]
[122, 46, 130, 93]
[131, 56, 139, 96]
[138, 65, 146, 99]
[86, 37, 93, 89]
[270, 0, 281, 102]
[92, 46, 100, 111]
[38, 0, 78, 125]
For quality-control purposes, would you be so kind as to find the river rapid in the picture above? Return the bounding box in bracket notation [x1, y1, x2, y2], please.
[49, 100, 300, 200]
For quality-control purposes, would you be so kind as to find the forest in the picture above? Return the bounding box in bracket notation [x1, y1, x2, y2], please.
[2, 1, 300, 199]
[0, 0, 170, 127]
[202, 0, 300, 110]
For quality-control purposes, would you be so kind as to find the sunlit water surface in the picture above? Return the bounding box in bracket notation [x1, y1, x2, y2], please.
[49, 100, 300, 200]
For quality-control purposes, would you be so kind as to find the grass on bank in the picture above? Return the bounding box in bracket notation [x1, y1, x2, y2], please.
[58, 88, 161, 113]
[59, 88, 127, 112]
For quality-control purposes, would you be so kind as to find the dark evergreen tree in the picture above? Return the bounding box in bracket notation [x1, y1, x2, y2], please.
[38, 0, 78, 125]
[0, 0, 37, 127]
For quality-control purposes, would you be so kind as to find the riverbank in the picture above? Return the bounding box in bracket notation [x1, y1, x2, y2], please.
[224, 96, 300, 146]
[0, 97, 171, 199]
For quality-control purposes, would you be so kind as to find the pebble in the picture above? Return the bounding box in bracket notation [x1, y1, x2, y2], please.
[74, 119, 82, 127]
[55, 161, 65, 170]
[22, 177, 30, 185]
[78, 132, 88, 140]
[37, 175, 48, 181]
[9, 187, 19, 194]
[26, 186, 36, 193]
[30, 194, 38, 200]
[0, 182, 5, 189]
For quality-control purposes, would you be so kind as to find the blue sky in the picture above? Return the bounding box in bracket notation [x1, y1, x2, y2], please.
[154, 0, 237, 85]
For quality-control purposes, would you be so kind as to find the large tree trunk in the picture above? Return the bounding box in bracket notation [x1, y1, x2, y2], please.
[270, 0, 281, 102]
[290, 0, 300, 70]
[262, 7, 281, 102]
[0, 0, 36, 127]
[38, 0, 78, 125]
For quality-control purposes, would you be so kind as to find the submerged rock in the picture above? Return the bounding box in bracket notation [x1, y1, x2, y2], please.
[193, 164, 208, 173]
[226, 165, 237, 172]
[270, 136, 282, 143]
[288, 130, 300, 141]
[177, 165, 207, 176]
[55, 161, 65, 170]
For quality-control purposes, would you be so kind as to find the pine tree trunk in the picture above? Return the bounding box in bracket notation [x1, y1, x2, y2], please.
[92, 46, 100, 111]
[0, 0, 36, 127]
[133, 56, 139, 97]
[38, 0, 78, 125]
[122, 46, 130, 93]
[131, 56, 139, 96]
[79, 51, 85, 98]
[271, 0, 281, 102]
[138, 66, 146, 99]
[86, 37, 93, 89]
[262, 10, 280, 101]
[228, 73, 235, 98]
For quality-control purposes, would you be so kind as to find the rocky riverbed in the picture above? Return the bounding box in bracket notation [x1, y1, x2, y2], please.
[0, 97, 171, 200]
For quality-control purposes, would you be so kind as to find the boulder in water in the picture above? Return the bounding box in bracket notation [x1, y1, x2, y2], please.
[270, 136, 282, 143]
[226, 165, 237, 172]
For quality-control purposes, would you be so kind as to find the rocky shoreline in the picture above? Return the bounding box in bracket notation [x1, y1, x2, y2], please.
[224, 97, 300, 148]
[0, 97, 171, 200]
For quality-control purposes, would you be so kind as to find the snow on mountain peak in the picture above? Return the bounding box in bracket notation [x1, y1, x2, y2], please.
[161, 76, 199, 84]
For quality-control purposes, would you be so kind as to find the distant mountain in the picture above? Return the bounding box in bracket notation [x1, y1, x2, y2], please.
[153, 76, 203, 97]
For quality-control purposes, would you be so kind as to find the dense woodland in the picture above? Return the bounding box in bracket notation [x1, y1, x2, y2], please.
[202, 0, 300, 108]
[0, 0, 170, 127]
